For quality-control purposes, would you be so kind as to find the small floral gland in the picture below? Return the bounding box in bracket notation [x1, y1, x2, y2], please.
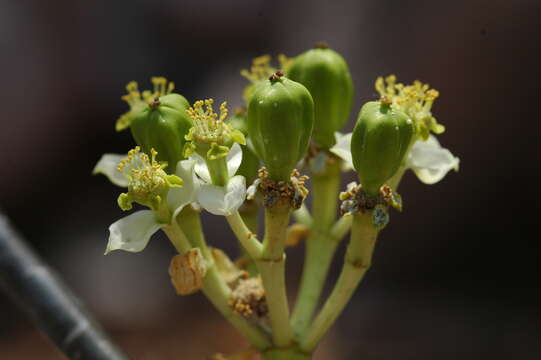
[116, 77, 175, 131]
[375, 75, 444, 140]
[117, 147, 182, 210]
[185, 99, 246, 157]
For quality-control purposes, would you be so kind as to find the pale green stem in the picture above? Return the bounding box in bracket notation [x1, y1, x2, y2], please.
[292, 203, 312, 227]
[206, 156, 229, 186]
[226, 211, 263, 259]
[165, 212, 271, 350]
[300, 211, 379, 352]
[329, 215, 353, 241]
[176, 206, 212, 260]
[291, 161, 341, 335]
[258, 204, 293, 347]
[239, 202, 259, 275]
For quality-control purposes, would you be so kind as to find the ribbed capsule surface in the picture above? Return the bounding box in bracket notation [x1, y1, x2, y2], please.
[247, 75, 314, 181]
[130, 93, 192, 173]
[287, 46, 353, 148]
[351, 100, 415, 195]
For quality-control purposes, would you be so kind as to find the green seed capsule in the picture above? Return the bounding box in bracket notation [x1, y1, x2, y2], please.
[287, 43, 353, 148]
[351, 99, 415, 195]
[130, 93, 192, 173]
[247, 72, 314, 182]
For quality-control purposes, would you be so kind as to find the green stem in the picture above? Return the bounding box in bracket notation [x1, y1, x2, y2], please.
[206, 156, 230, 186]
[291, 160, 341, 335]
[258, 204, 293, 347]
[329, 215, 353, 241]
[292, 203, 312, 227]
[176, 206, 212, 260]
[239, 202, 259, 275]
[165, 214, 271, 350]
[300, 211, 379, 352]
[226, 211, 263, 259]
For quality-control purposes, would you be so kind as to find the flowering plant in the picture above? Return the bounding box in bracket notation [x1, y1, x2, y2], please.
[94, 46, 459, 359]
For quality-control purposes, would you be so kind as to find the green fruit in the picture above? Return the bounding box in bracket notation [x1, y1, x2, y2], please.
[247, 72, 314, 181]
[287, 43, 353, 148]
[130, 93, 192, 173]
[351, 99, 415, 195]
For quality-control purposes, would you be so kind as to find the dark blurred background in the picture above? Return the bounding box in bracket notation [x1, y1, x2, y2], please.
[0, 0, 539, 359]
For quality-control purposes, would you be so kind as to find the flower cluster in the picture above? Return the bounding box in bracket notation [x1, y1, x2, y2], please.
[92, 45, 462, 359]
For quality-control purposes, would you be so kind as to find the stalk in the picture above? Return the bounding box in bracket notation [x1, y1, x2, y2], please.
[164, 216, 271, 350]
[291, 160, 341, 335]
[258, 204, 293, 347]
[300, 211, 379, 351]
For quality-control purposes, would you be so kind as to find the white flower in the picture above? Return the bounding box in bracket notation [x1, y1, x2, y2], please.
[328, 132, 459, 185]
[94, 156, 199, 254]
[190, 143, 247, 216]
[406, 135, 459, 184]
[329, 132, 353, 171]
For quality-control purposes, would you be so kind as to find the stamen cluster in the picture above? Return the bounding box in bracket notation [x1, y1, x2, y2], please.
[375, 75, 444, 140]
[116, 77, 175, 131]
[117, 147, 182, 210]
[184, 99, 246, 159]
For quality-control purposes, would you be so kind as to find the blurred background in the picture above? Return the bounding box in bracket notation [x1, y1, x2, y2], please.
[0, 0, 539, 359]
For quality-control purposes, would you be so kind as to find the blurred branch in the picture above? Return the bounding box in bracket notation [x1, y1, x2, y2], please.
[0, 210, 128, 360]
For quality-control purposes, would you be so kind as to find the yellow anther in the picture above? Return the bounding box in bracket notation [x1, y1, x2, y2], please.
[116, 77, 175, 131]
[186, 98, 232, 143]
[374, 75, 444, 139]
[241, 54, 278, 82]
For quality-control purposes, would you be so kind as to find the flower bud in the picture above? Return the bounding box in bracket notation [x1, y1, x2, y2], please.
[351, 99, 415, 195]
[130, 93, 192, 174]
[247, 72, 314, 181]
[287, 43, 353, 148]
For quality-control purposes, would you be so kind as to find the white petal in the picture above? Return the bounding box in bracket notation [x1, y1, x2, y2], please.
[93, 154, 129, 187]
[105, 210, 160, 254]
[407, 135, 460, 184]
[329, 132, 353, 171]
[197, 175, 246, 216]
[192, 152, 211, 183]
[227, 143, 243, 177]
[168, 159, 201, 220]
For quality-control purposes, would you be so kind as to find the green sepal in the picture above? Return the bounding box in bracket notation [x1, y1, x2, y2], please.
[117, 193, 133, 211]
[166, 174, 183, 188]
[230, 129, 247, 146]
[207, 142, 230, 161]
[389, 191, 403, 212]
